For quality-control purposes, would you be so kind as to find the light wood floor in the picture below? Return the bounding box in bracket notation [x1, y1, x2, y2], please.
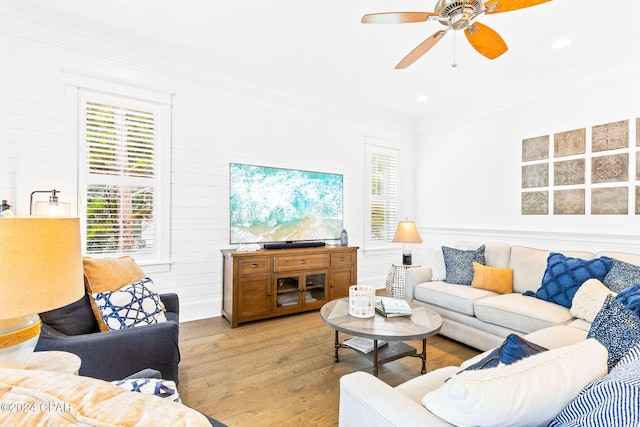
[177, 310, 479, 427]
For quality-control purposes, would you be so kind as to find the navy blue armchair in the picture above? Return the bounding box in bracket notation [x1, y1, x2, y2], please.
[36, 293, 180, 384]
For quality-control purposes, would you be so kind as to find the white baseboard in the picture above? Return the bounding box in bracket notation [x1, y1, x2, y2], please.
[179, 297, 222, 323]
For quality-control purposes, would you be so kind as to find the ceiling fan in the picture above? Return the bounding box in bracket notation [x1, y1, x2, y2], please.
[362, 0, 551, 69]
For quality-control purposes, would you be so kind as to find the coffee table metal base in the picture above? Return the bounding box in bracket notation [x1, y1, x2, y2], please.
[333, 331, 427, 377]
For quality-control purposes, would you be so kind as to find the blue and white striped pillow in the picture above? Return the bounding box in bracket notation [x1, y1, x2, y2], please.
[549, 342, 640, 426]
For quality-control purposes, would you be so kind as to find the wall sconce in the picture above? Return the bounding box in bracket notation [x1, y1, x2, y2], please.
[391, 220, 423, 265]
[30, 189, 71, 216]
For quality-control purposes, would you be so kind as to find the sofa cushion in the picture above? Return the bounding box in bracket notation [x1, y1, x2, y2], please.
[549, 342, 640, 427]
[422, 339, 608, 427]
[509, 247, 595, 295]
[92, 278, 167, 331]
[602, 258, 640, 292]
[395, 366, 462, 405]
[39, 293, 99, 335]
[424, 247, 446, 281]
[414, 281, 496, 316]
[570, 278, 617, 323]
[463, 334, 547, 371]
[533, 253, 613, 308]
[442, 245, 486, 285]
[588, 294, 640, 370]
[474, 293, 573, 333]
[470, 262, 513, 294]
[454, 242, 512, 268]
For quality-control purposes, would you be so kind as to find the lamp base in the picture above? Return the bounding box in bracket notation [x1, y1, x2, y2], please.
[0, 314, 41, 369]
[402, 253, 413, 265]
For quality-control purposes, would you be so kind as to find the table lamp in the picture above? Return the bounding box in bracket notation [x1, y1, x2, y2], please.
[30, 189, 71, 216]
[391, 220, 423, 265]
[0, 217, 84, 368]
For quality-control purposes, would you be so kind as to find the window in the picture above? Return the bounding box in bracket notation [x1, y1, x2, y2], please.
[67, 75, 171, 267]
[365, 144, 398, 249]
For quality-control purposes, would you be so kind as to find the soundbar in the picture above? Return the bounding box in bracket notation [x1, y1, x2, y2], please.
[263, 241, 327, 250]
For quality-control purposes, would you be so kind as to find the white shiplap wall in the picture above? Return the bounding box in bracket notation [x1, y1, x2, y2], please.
[0, 10, 416, 321]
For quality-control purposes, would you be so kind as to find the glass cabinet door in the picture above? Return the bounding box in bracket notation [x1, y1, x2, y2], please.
[275, 276, 300, 309]
[304, 272, 326, 305]
[274, 271, 327, 310]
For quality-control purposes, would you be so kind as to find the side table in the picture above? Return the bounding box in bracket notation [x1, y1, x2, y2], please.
[385, 264, 421, 299]
[26, 351, 82, 375]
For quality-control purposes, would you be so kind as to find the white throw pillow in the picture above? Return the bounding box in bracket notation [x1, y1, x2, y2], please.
[570, 278, 617, 323]
[422, 339, 608, 427]
[425, 247, 446, 281]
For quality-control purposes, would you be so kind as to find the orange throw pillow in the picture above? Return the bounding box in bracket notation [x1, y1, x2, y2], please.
[83, 256, 147, 331]
[83, 256, 146, 294]
[471, 262, 513, 294]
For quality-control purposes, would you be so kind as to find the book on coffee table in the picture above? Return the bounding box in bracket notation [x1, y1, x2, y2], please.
[343, 337, 388, 353]
[376, 297, 412, 317]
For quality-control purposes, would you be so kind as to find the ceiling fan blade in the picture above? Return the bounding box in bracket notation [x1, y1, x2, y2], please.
[361, 12, 439, 24]
[464, 22, 508, 60]
[395, 30, 448, 69]
[484, 0, 551, 14]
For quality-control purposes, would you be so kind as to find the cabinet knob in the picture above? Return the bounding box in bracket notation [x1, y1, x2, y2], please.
[339, 256, 345, 261]
[267, 293, 272, 297]
[300, 260, 306, 265]
[251, 263, 259, 268]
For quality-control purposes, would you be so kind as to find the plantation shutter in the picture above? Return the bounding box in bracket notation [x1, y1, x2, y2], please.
[370, 151, 398, 242]
[84, 101, 157, 255]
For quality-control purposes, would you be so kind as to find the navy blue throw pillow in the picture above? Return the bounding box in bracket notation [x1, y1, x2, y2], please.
[442, 245, 486, 285]
[464, 334, 547, 371]
[616, 284, 640, 317]
[536, 253, 613, 308]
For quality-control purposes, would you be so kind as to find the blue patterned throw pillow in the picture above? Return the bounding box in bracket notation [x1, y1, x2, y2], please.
[616, 283, 640, 317]
[464, 334, 547, 371]
[112, 378, 181, 403]
[93, 277, 167, 331]
[549, 342, 640, 426]
[442, 245, 486, 285]
[603, 259, 640, 293]
[587, 294, 640, 370]
[535, 253, 613, 308]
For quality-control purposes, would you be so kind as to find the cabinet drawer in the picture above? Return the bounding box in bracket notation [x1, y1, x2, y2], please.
[274, 254, 330, 272]
[331, 252, 354, 267]
[239, 257, 272, 275]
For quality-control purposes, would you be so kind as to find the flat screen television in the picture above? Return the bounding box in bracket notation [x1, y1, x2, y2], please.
[229, 163, 343, 246]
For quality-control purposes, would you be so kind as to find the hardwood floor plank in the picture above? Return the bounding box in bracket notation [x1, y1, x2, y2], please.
[178, 310, 479, 426]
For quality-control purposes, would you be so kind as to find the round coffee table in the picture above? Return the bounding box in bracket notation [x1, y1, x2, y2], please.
[320, 297, 442, 376]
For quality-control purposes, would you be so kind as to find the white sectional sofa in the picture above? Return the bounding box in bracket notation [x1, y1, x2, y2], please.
[403, 242, 638, 351]
[339, 242, 640, 426]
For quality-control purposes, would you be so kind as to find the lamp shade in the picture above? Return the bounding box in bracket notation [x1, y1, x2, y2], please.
[0, 217, 85, 319]
[391, 221, 423, 244]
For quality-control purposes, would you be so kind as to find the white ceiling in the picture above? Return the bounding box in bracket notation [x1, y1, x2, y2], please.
[7, 0, 640, 119]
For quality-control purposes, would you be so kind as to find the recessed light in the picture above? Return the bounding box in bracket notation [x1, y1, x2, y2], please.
[416, 95, 429, 103]
[552, 38, 572, 49]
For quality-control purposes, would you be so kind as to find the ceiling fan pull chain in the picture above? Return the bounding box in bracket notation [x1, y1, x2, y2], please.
[452, 31, 458, 68]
